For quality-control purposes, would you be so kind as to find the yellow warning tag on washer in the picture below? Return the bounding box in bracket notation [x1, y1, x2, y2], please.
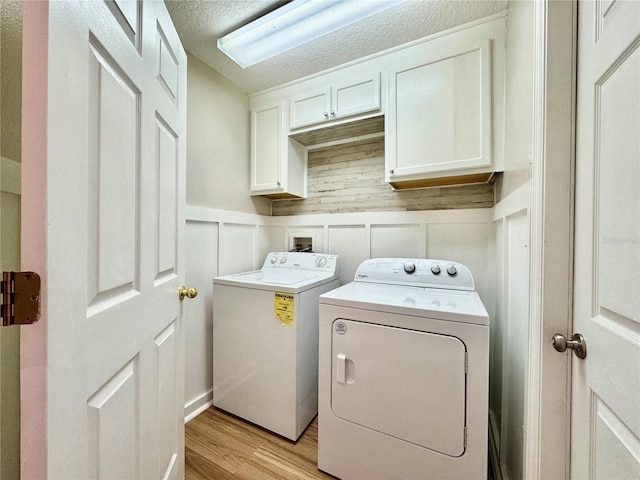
[274, 292, 294, 326]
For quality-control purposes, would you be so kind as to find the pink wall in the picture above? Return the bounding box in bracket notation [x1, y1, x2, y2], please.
[20, 2, 48, 478]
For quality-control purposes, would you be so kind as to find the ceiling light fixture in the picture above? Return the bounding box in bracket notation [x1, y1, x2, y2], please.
[217, 0, 406, 68]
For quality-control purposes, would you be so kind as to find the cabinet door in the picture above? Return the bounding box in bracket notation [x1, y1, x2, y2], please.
[332, 73, 381, 120]
[387, 39, 491, 181]
[251, 101, 284, 193]
[289, 87, 331, 129]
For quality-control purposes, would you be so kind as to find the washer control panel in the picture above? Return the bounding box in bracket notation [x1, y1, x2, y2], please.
[354, 258, 475, 291]
[263, 252, 339, 275]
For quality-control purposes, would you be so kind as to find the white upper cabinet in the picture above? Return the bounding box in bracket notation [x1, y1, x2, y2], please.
[251, 99, 306, 198]
[385, 18, 505, 189]
[289, 86, 331, 129]
[249, 14, 505, 198]
[289, 73, 381, 130]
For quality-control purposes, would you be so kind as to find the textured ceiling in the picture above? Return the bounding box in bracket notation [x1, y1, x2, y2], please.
[165, 0, 507, 94]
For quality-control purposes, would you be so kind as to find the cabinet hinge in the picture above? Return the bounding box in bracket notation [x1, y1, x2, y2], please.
[1, 272, 41, 326]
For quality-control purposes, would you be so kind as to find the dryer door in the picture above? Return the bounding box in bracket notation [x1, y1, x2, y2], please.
[331, 318, 467, 457]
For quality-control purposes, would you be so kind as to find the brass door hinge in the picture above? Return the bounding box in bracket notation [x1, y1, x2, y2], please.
[1, 272, 41, 326]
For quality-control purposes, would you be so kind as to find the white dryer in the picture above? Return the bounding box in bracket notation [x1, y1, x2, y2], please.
[318, 258, 489, 479]
[213, 252, 339, 441]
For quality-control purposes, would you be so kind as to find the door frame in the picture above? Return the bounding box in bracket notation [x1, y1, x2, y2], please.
[526, 0, 576, 478]
[20, 1, 48, 478]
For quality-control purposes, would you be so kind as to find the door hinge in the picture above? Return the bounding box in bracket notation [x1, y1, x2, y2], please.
[1, 272, 41, 326]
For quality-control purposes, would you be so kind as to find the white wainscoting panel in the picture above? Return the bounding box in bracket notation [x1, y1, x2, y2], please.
[219, 223, 256, 275]
[259, 225, 286, 260]
[184, 220, 219, 421]
[426, 222, 491, 302]
[184, 206, 497, 428]
[370, 224, 424, 259]
[502, 209, 529, 480]
[287, 225, 325, 253]
[490, 219, 505, 446]
[327, 225, 369, 285]
[488, 181, 531, 480]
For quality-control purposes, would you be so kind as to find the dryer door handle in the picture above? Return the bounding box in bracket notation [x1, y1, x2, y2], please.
[336, 353, 355, 384]
[337, 353, 347, 384]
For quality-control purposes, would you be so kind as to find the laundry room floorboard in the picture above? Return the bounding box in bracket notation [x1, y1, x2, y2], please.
[185, 407, 335, 480]
[185, 406, 495, 480]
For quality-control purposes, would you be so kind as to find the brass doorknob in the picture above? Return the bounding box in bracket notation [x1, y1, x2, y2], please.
[179, 286, 198, 301]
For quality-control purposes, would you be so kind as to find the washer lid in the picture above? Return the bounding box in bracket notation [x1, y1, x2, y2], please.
[214, 269, 337, 293]
[213, 252, 340, 293]
[224, 269, 322, 285]
[320, 282, 489, 326]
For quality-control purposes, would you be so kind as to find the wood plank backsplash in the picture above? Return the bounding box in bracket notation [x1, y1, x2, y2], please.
[271, 138, 496, 216]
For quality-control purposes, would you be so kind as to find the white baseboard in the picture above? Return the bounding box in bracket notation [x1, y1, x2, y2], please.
[184, 390, 213, 423]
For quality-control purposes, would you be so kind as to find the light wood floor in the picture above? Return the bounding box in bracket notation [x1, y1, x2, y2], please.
[185, 407, 335, 479]
[185, 407, 495, 480]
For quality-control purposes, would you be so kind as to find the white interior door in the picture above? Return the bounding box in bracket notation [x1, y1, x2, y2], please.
[21, 1, 187, 478]
[572, 1, 640, 478]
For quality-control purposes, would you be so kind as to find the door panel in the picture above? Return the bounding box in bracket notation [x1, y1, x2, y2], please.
[87, 39, 140, 307]
[20, 1, 187, 478]
[592, 397, 640, 479]
[595, 46, 639, 324]
[106, 0, 141, 49]
[155, 115, 179, 280]
[157, 20, 180, 103]
[156, 320, 179, 478]
[573, 1, 640, 478]
[87, 360, 138, 480]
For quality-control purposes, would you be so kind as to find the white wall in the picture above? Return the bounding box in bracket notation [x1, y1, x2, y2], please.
[184, 206, 494, 420]
[500, 0, 534, 200]
[487, 2, 535, 478]
[185, 53, 270, 216]
[489, 183, 531, 480]
[183, 55, 273, 418]
[182, 8, 536, 479]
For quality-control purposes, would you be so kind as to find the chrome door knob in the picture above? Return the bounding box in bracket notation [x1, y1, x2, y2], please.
[551, 333, 587, 359]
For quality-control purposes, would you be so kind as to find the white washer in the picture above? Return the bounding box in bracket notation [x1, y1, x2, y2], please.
[318, 258, 489, 479]
[213, 252, 340, 441]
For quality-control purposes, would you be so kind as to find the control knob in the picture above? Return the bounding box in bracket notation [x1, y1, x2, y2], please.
[447, 265, 457, 276]
[279, 256, 287, 264]
[403, 262, 416, 274]
[270, 256, 277, 264]
[316, 256, 327, 267]
[431, 265, 441, 275]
